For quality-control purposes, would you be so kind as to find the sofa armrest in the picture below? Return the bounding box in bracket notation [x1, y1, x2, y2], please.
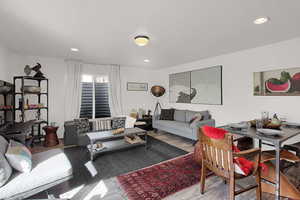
[191, 119, 216, 129]
[64, 122, 81, 146]
[152, 114, 160, 124]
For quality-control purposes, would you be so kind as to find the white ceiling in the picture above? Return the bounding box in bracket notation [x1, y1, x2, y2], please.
[0, 0, 300, 69]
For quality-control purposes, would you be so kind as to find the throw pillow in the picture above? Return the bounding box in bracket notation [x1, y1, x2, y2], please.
[189, 113, 203, 128]
[111, 117, 126, 129]
[74, 118, 90, 135]
[0, 154, 12, 188]
[5, 140, 32, 173]
[160, 109, 175, 120]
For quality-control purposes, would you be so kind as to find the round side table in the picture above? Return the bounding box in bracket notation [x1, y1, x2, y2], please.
[43, 126, 59, 147]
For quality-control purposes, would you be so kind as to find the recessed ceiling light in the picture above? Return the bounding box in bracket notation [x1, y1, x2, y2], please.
[144, 59, 150, 63]
[134, 35, 150, 46]
[253, 17, 270, 25]
[70, 48, 79, 52]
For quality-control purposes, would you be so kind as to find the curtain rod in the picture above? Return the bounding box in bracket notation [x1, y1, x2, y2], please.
[64, 58, 119, 66]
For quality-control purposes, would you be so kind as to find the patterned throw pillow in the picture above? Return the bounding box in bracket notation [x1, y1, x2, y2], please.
[0, 154, 12, 188]
[74, 118, 90, 135]
[189, 113, 203, 128]
[111, 117, 126, 129]
[160, 109, 175, 120]
[5, 140, 32, 173]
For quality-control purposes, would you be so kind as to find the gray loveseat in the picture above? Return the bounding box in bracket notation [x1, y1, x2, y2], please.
[153, 109, 215, 140]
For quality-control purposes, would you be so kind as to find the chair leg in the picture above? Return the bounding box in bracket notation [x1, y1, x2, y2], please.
[255, 170, 262, 200]
[229, 177, 235, 200]
[200, 164, 206, 194]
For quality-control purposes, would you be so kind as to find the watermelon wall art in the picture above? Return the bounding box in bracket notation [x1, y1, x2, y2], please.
[254, 67, 300, 96]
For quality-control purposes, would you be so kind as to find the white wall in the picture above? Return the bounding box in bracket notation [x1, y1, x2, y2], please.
[0, 44, 12, 81]
[5, 54, 158, 137]
[158, 37, 300, 144]
[120, 66, 159, 115]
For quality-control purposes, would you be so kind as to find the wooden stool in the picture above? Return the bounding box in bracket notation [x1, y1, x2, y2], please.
[43, 126, 59, 147]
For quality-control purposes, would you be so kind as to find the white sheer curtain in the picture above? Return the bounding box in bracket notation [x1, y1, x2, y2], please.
[64, 60, 83, 121]
[108, 65, 123, 116]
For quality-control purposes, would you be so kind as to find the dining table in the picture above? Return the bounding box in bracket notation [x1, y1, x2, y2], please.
[220, 124, 300, 200]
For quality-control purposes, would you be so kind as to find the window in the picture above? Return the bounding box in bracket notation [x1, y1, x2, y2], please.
[80, 75, 111, 119]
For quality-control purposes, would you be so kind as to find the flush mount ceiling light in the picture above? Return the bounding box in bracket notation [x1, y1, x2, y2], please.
[70, 48, 79, 52]
[134, 35, 150, 46]
[253, 17, 270, 25]
[144, 59, 150, 63]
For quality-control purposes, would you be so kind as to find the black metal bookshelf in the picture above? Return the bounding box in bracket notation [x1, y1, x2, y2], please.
[0, 81, 14, 127]
[13, 76, 49, 142]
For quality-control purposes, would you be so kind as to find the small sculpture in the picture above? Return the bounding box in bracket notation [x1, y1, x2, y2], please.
[24, 63, 46, 78]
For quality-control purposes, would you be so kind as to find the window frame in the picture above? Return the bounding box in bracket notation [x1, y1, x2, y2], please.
[80, 74, 110, 119]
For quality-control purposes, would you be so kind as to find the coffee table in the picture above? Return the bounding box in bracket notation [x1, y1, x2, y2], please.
[86, 127, 148, 161]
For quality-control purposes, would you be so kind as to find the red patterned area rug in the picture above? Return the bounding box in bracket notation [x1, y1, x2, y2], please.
[117, 153, 201, 200]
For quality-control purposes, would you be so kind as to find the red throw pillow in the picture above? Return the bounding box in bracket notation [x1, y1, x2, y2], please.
[202, 125, 228, 139]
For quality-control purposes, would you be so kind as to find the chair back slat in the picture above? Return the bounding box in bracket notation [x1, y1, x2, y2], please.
[200, 128, 234, 179]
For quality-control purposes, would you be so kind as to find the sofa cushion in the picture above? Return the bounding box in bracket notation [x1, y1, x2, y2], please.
[0, 154, 12, 188]
[174, 109, 186, 122]
[160, 109, 175, 120]
[5, 140, 32, 173]
[155, 120, 192, 133]
[0, 136, 8, 155]
[0, 149, 73, 199]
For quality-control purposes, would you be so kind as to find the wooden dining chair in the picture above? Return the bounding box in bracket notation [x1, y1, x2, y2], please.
[199, 128, 262, 200]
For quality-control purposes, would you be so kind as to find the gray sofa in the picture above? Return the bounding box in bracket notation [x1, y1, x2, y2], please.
[64, 117, 126, 146]
[0, 136, 73, 200]
[153, 109, 215, 140]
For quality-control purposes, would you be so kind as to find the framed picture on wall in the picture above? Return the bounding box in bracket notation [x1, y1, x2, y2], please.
[253, 67, 300, 96]
[127, 82, 148, 91]
[191, 66, 223, 105]
[169, 66, 223, 105]
[169, 72, 191, 103]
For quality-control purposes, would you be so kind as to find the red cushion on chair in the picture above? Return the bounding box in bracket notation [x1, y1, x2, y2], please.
[234, 157, 254, 176]
[202, 125, 228, 139]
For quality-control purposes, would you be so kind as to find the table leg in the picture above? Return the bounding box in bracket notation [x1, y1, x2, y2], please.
[275, 144, 281, 200]
[145, 132, 148, 149]
[90, 140, 94, 161]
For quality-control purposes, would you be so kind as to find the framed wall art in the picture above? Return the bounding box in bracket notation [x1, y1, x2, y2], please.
[127, 82, 148, 91]
[254, 67, 300, 96]
[169, 66, 223, 104]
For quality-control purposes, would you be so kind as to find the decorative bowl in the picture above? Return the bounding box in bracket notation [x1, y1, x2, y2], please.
[0, 86, 12, 94]
[21, 86, 41, 94]
[250, 120, 257, 127]
[265, 123, 282, 130]
[257, 128, 283, 136]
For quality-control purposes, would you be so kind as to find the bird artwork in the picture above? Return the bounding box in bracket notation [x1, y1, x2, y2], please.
[176, 88, 197, 103]
[24, 63, 46, 78]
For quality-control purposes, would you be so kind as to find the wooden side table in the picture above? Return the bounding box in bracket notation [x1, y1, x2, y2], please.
[43, 126, 59, 147]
